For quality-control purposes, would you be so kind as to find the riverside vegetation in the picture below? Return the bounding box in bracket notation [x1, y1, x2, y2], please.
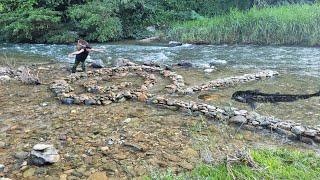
[168, 3, 320, 46]
[149, 149, 320, 179]
[0, 0, 320, 45]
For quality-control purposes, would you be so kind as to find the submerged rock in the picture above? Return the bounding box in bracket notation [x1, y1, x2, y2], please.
[84, 99, 97, 106]
[29, 144, 60, 166]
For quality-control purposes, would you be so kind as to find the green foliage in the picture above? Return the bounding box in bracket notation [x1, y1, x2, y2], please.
[0, 0, 319, 43]
[68, 0, 122, 42]
[147, 148, 320, 179]
[0, 6, 61, 43]
[168, 4, 320, 46]
[45, 30, 78, 44]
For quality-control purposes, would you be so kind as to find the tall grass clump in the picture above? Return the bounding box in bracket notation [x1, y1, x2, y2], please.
[168, 4, 320, 46]
[146, 148, 320, 179]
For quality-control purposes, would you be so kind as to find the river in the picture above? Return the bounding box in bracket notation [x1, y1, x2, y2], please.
[1, 42, 319, 125]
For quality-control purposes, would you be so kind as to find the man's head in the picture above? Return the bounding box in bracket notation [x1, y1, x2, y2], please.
[77, 39, 90, 50]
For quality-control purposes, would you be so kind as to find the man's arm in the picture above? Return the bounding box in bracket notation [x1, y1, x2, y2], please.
[87, 48, 104, 53]
[68, 49, 85, 56]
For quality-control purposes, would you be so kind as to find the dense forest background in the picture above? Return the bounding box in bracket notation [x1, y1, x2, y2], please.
[0, 0, 318, 43]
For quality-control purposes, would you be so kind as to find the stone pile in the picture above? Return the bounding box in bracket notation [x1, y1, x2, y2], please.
[49, 60, 319, 144]
[28, 144, 60, 166]
[0, 66, 41, 84]
[179, 70, 279, 94]
[146, 96, 320, 144]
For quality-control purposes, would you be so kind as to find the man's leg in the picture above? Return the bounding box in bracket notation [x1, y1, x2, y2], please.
[72, 60, 81, 73]
[81, 60, 86, 72]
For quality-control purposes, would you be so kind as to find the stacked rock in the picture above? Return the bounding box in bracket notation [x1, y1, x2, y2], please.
[146, 96, 320, 144]
[179, 70, 279, 94]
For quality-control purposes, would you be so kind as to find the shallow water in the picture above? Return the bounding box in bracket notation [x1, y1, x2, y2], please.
[0, 43, 320, 178]
[0, 42, 319, 126]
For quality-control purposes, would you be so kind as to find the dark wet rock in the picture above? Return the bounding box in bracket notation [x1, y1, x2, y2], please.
[176, 62, 193, 68]
[14, 151, 29, 160]
[168, 41, 183, 47]
[61, 98, 74, 105]
[275, 128, 290, 136]
[229, 115, 247, 124]
[300, 137, 315, 145]
[0, 164, 4, 172]
[84, 99, 96, 106]
[90, 59, 105, 68]
[29, 144, 60, 166]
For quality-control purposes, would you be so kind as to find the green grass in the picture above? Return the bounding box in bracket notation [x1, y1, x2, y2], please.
[146, 148, 320, 180]
[168, 4, 320, 46]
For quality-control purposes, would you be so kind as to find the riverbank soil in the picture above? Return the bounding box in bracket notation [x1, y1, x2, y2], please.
[0, 63, 318, 179]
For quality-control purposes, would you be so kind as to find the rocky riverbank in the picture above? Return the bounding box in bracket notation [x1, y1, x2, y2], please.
[0, 61, 318, 179]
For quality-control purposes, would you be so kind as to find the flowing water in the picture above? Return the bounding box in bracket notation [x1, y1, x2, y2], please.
[1, 42, 320, 125]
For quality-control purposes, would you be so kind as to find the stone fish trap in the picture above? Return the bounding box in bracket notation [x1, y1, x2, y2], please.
[49, 61, 320, 145]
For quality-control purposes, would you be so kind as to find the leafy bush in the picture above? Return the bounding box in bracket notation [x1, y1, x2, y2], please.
[0, 0, 319, 43]
[68, 0, 123, 42]
[0, 7, 61, 43]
